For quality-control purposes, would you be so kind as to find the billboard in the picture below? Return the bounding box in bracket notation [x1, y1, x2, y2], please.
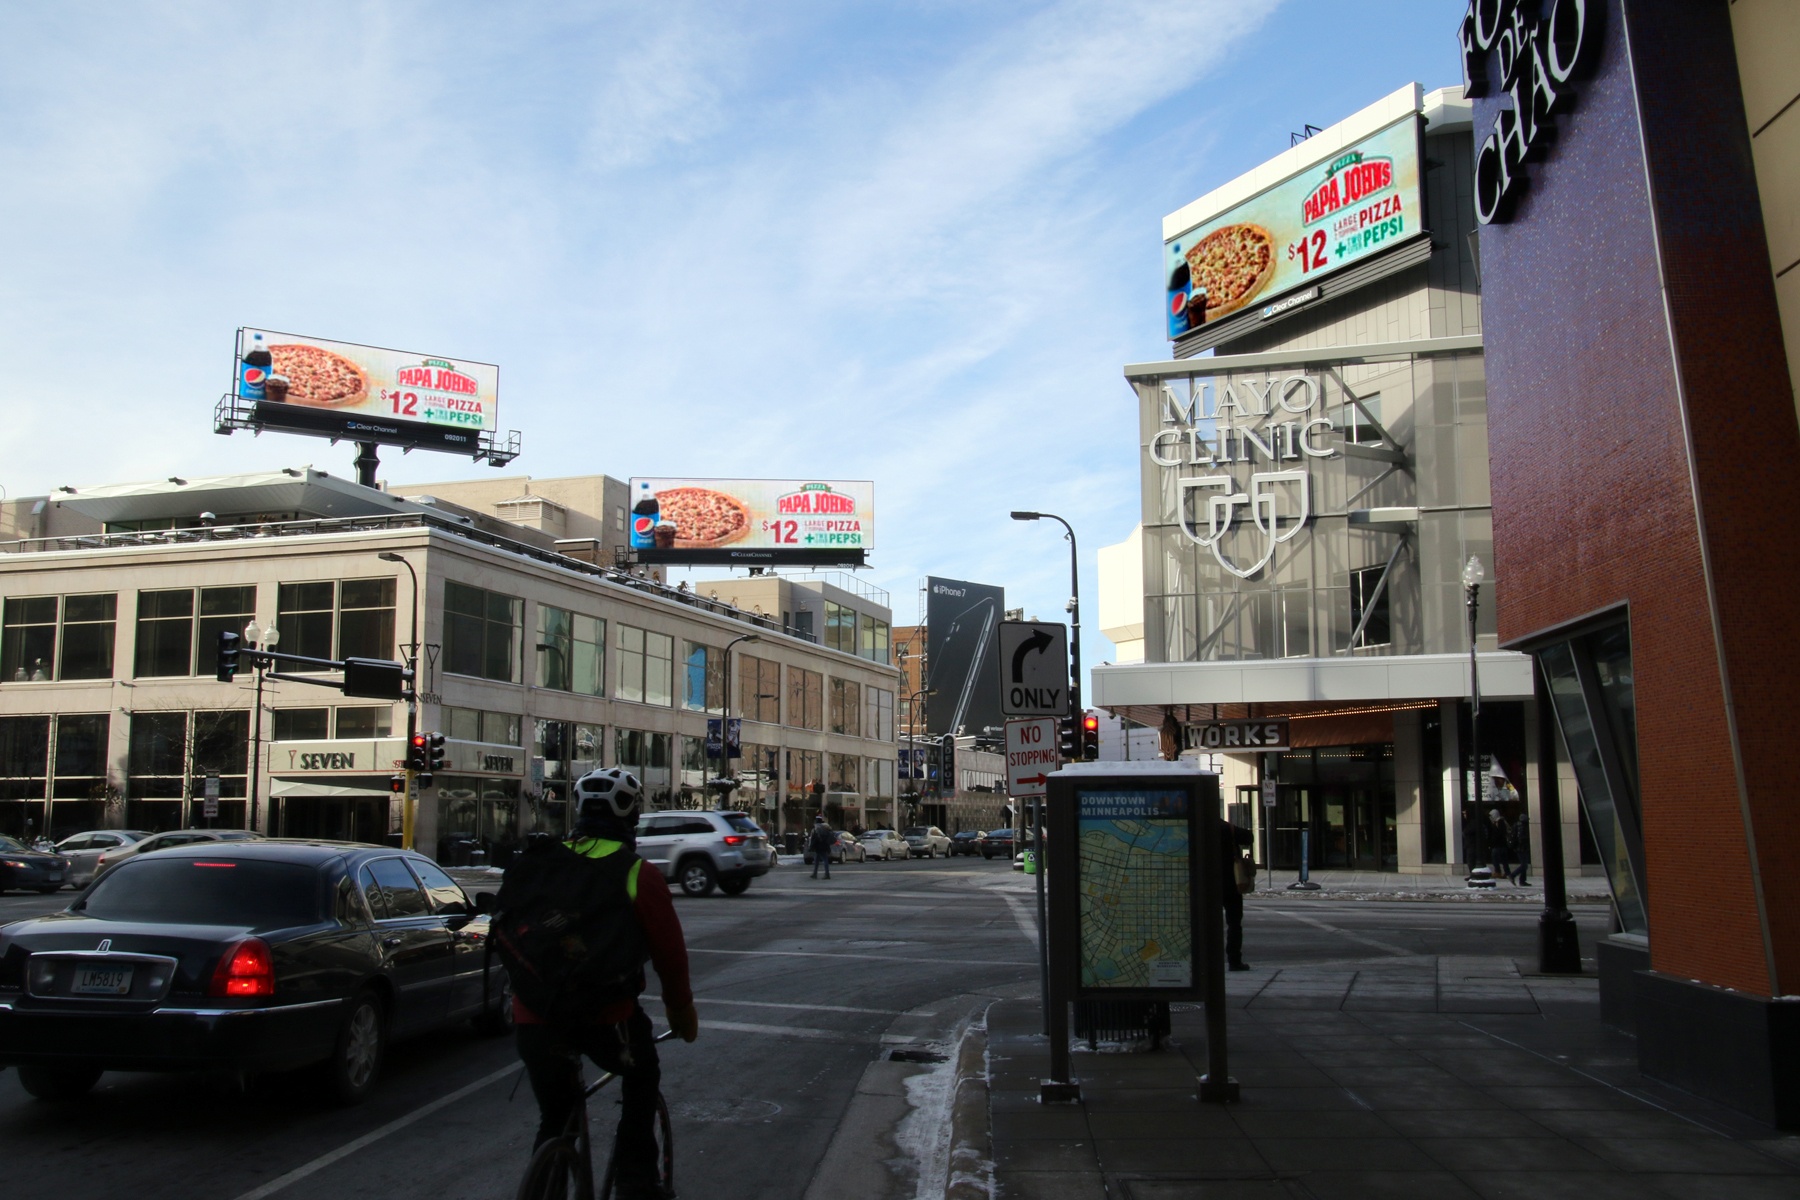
[233, 328, 500, 456]
[1165, 116, 1424, 339]
[925, 577, 1005, 738]
[628, 478, 873, 566]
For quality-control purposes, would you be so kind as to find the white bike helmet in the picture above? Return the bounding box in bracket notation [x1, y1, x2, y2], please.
[574, 766, 644, 825]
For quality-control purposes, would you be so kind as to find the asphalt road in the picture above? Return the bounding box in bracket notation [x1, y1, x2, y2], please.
[0, 859, 1615, 1200]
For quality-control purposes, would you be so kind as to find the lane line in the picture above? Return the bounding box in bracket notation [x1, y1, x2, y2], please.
[1262, 906, 1413, 956]
[701, 1019, 866, 1041]
[645, 992, 903, 1017]
[231, 1060, 522, 1200]
[688, 946, 1036, 965]
[999, 893, 1040, 950]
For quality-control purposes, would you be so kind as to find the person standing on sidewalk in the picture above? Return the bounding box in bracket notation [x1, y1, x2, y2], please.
[1508, 811, 1531, 885]
[1487, 808, 1514, 880]
[808, 815, 835, 879]
[1220, 819, 1254, 971]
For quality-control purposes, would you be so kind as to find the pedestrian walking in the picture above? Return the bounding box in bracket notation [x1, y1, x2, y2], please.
[808, 815, 835, 879]
[1220, 819, 1254, 971]
[1508, 811, 1531, 885]
[1487, 807, 1514, 879]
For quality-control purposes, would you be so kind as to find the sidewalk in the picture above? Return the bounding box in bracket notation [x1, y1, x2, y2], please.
[973, 962, 1800, 1199]
[1244, 868, 1614, 903]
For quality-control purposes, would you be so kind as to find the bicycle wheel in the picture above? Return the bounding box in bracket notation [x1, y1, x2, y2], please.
[596, 1092, 675, 1200]
[516, 1135, 592, 1200]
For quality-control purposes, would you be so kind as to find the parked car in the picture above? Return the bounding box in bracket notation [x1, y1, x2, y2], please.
[0, 840, 510, 1105]
[803, 832, 867, 865]
[901, 826, 952, 858]
[979, 828, 1016, 860]
[634, 810, 771, 897]
[859, 830, 909, 861]
[948, 830, 983, 857]
[0, 836, 71, 895]
[92, 828, 265, 880]
[54, 830, 152, 889]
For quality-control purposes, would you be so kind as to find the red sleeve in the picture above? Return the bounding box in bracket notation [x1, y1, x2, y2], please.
[633, 864, 693, 1010]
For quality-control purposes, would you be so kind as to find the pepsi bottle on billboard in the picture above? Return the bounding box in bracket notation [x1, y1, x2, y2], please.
[630, 481, 660, 550]
[239, 332, 271, 401]
[1167, 258, 1192, 339]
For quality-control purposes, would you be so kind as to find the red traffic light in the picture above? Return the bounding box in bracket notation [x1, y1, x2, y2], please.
[1082, 714, 1099, 733]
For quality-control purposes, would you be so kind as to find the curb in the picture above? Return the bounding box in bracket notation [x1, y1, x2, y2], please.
[944, 1006, 994, 1200]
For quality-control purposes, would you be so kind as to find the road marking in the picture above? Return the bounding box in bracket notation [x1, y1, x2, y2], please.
[688, 946, 1035, 965]
[999, 893, 1039, 949]
[231, 1060, 523, 1200]
[1262, 906, 1413, 956]
[702, 1019, 864, 1041]
[645, 993, 903, 1017]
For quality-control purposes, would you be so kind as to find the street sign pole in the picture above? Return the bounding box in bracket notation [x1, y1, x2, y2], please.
[1006, 716, 1056, 1033]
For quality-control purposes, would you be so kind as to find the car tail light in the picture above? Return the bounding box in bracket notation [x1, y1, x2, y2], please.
[209, 938, 275, 998]
[722, 835, 746, 846]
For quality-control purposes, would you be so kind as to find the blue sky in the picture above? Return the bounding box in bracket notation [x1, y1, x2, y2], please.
[0, 1, 1464, 673]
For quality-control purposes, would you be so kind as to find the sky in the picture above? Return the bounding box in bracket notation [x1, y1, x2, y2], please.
[0, 1, 1465, 676]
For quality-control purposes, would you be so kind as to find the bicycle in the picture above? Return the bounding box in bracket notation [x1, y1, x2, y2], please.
[515, 1027, 678, 1200]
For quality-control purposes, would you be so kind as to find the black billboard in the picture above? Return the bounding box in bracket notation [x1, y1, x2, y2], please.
[925, 576, 1005, 738]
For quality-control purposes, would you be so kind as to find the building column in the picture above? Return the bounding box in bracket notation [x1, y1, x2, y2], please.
[1394, 708, 1425, 873]
[1439, 699, 1465, 867]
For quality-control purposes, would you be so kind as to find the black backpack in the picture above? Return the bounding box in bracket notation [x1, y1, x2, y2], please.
[492, 836, 650, 1027]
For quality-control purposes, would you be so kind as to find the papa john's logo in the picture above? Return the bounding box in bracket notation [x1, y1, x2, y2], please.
[1178, 470, 1310, 580]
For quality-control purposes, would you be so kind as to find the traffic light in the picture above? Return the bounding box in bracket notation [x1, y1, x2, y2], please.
[1059, 715, 1077, 760]
[406, 732, 428, 772]
[427, 732, 446, 772]
[389, 774, 407, 794]
[216, 630, 241, 682]
[1081, 712, 1100, 760]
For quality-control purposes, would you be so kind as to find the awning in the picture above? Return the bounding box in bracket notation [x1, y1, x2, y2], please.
[270, 777, 396, 800]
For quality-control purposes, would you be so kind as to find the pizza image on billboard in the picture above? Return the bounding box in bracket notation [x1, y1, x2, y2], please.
[270, 343, 369, 408]
[657, 487, 752, 547]
[1183, 223, 1277, 321]
[235, 328, 499, 435]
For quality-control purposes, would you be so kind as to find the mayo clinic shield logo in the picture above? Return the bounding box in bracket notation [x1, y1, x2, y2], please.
[1179, 470, 1310, 579]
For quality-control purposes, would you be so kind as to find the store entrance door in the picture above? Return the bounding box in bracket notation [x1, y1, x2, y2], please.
[272, 792, 390, 843]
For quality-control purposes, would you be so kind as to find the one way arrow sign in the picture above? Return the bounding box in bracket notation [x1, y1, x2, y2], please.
[995, 621, 1069, 717]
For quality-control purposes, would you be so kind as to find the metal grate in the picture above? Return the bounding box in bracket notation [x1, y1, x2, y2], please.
[1073, 1000, 1171, 1050]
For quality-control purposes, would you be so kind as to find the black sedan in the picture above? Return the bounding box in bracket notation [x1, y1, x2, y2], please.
[948, 830, 983, 857]
[0, 834, 70, 894]
[979, 828, 1016, 859]
[0, 840, 509, 1105]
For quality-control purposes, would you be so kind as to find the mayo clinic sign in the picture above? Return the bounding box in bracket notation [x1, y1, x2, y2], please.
[1147, 373, 1341, 579]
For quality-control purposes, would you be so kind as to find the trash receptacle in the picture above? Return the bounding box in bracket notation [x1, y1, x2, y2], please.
[1023, 849, 1038, 875]
[469, 848, 488, 867]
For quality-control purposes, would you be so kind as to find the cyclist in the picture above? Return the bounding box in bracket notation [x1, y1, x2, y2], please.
[504, 767, 699, 1200]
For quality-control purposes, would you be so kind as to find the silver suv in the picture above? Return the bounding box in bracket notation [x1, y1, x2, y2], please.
[902, 826, 952, 858]
[635, 810, 771, 897]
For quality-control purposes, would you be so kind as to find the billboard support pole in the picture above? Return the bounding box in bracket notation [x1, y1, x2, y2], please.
[354, 442, 380, 489]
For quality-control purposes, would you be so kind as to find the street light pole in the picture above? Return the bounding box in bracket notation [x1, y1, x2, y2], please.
[722, 633, 760, 801]
[1011, 510, 1081, 1039]
[1463, 555, 1487, 884]
[379, 552, 421, 849]
[242, 620, 279, 834]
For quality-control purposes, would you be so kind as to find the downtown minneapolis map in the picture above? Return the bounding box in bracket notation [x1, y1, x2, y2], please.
[1076, 790, 1193, 989]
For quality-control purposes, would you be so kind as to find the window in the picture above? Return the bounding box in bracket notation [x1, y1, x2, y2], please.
[338, 578, 396, 660]
[409, 858, 469, 913]
[737, 655, 781, 724]
[538, 606, 604, 696]
[364, 858, 429, 919]
[615, 728, 672, 806]
[272, 708, 330, 741]
[830, 678, 862, 737]
[1348, 565, 1392, 650]
[865, 687, 895, 742]
[682, 642, 725, 714]
[572, 723, 604, 775]
[1, 595, 111, 681]
[825, 602, 857, 654]
[129, 711, 188, 798]
[52, 714, 108, 799]
[133, 590, 192, 678]
[860, 618, 890, 664]
[335, 707, 393, 738]
[443, 706, 521, 745]
[616, 625, 673, 706]
[444, 581, 522, 683]
[679, 734, 708, 798]
[869, 757, 895, 800]
[277, 582, 335, 663]
[788, 667, 823, 731]
[827, 753, 859, 793]
[189, 710, 249, 801]
[786, 748, 822, 798]
[134, 587, 254, 679]
[0, 716, 49, 799]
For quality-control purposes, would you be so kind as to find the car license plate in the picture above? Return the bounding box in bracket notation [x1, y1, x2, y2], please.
[71, 966, 133, 996]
